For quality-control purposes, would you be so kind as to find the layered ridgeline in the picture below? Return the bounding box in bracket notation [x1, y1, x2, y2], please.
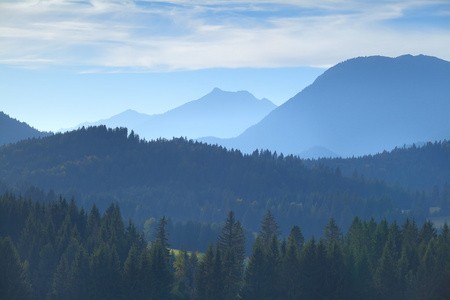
[0, 126, 446, 238]
[303, 140, 450, 192]
[201, 55, 450, 158]
[67, 88, 276, 139]
[0, 112, 52, 146]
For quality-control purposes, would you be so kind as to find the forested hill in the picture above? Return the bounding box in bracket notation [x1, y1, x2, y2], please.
[303, 141, 450, 192]
[0, 126, 441, 237]
[0, 111, 52, 146]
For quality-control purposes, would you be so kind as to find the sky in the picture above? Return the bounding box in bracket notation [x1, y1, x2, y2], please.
[1, 0, 449, 132]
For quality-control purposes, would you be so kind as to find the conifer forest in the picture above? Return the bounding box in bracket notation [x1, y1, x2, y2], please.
[1, 192, 449, 300]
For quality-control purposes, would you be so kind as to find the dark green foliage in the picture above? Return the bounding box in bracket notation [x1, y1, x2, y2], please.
[217, 210, 246, 299]
[222, 248, 241, 300]
[289, 225, 305, 252]
[1, 192, 449, 300]
[155, 216, 171, 261]
[0, 125, 433, 240]
[195, 243, 215, 300]
[259, 210, 280, 252]
[149, 240, 173, 300]
[241, 237, 268, 300]
[324, 217, 343, 246]
[280, 234, 301, 299]
[304, 140, 450, 192]
[0, 236, 32, 300]
[172, 249, 197, 300]
[217, 211, 245, 264]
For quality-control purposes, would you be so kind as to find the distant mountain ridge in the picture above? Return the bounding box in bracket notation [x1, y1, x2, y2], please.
[66, 88, 276, 140]
[201, 54, 450, 158]
[0, 112, 52, 146]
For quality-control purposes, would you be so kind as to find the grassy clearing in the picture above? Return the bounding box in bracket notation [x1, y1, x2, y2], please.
[429, 215, 450, 228]
[171, 249, 205, 260]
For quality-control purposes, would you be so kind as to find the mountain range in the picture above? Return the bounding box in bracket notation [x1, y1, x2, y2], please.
[68, 54, 450, 159]
[0, 112, 52, 146]
[66, 88, 276, 140]
[201, 54, 450, 158]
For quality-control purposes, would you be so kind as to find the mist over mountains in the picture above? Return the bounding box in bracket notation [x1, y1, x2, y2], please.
[202, 55, 450, 158]
[68, 88, 276, 140]
[59, 54, 450, 159]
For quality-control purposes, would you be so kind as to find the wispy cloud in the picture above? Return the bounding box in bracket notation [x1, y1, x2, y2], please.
[0, 0, 449, 71]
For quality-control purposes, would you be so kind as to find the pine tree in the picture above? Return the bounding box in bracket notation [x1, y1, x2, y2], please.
[86, 204, 101, 253]
[156, 216, 171, 260]
[374, 242, 399, 300]
[51, 254, 71, 299]
[211, 246, 224, 300]
[149, 240, 173, 300]
[325, 240, 348, 300]
[123, 245, 141, 299]
[222, 248, 240, 300]
[416, 239, 439, 300]
[435, 223, 450, 299]
[89, 243, 123, 300]
[259, 210, 280, 252]
[217, 211, 245, 267]
[299, 237, 317, 300]
[324, 217, 342, 246]
[69, 245, 90, 300]
[266, 235, 281, 299]
[242, 237, 268, 300]
[0, 236, 32, 300]
[281, 233, 301, 299]
[289, 225, 305, 252]
[196, 242, 215, 300]
[217, 211, 245, 299]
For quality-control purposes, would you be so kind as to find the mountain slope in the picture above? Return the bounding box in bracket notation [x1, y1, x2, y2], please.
[0, 112, 52, 146]
[67, 88, 276, 140]
[0, 126, 429, 237]
[207, 55, 450, 158]
[303, 140, 450, 192]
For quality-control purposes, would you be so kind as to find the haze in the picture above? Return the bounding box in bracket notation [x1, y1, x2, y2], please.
[1, 0, 449, 131]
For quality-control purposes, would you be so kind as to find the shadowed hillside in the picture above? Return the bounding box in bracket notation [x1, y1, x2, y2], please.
[0, 112, 52, 146]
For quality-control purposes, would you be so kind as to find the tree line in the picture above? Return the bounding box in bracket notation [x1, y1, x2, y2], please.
[0, 125, 436, 239]
[1, 193, 449, 300]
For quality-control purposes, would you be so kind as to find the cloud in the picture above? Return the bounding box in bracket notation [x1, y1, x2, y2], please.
[0, 0, 449, 70]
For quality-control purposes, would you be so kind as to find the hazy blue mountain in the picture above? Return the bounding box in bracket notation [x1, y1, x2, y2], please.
[66, 88, 276, 140]
[70, 109, 150, 132]
[0, 112, 52, 146]
[202, 55, 450, 158]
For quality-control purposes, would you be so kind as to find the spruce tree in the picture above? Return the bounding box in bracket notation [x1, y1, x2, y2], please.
[156, 216, 171, 260]
[259, 210, 280, 252]
[324, 217, 342, 246]
[242, 237, 268, 300]
[289, 225, 305, 252]
[149, 240, 173, 300]
[0, 236, 32, 300]
[196, 242, 215, 300]
[281, 234, 301, 299]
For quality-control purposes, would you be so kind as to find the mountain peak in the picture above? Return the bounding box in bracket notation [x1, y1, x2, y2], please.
[216, 54, 450, 158]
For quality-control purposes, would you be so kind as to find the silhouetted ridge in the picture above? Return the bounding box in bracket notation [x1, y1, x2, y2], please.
[0, 111, 52, 146]
[218, 54, 450, 158]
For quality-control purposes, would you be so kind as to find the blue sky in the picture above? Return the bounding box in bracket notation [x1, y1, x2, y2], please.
[1, 0, 449, 131]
